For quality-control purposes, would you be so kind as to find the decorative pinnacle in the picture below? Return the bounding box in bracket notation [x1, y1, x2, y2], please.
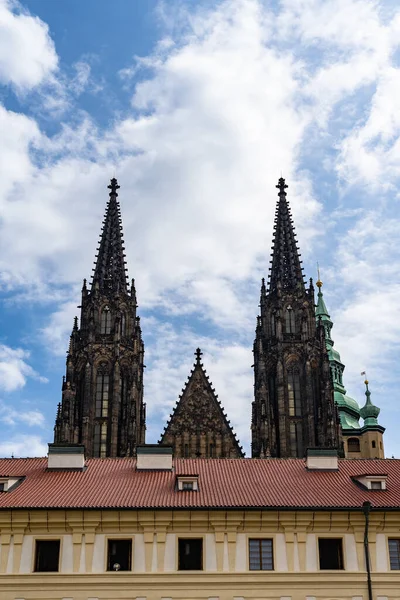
[108, 177, 120, 197]
[276, 177, 288, 195]
[195, 348, 203, 364]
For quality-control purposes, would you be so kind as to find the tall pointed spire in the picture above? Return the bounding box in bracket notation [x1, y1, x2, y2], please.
[268, 178, 304, 294]
[315, 270, 333, 346]
[92, 178, 128, 293]
[252, 178, 340, 458]
[54, 177, 145, 458]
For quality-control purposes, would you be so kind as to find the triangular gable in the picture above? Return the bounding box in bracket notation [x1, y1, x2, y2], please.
[160, 349, 244, 458]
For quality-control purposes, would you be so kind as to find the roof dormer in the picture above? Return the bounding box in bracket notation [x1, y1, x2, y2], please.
[353, 474, 387, 491]
[176, 475, 199, 491]
[0, 477, 23, 492]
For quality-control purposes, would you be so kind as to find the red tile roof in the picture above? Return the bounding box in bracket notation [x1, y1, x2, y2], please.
[0, 457, 399, 510]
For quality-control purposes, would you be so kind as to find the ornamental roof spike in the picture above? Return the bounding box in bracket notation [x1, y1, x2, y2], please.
[267, 178, 305, 294]
[90, 178, 129, 294]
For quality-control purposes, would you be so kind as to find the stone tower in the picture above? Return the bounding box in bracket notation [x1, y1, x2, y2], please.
[251, 178, 340, 458]
[54, 178, 146, 457]
[315, 274, 385, 458]
[160, 349, 244, 458]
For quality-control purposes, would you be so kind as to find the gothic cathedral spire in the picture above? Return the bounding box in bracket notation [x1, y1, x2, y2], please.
[251, 178, 341, 458]
[54, 179, 146, 457]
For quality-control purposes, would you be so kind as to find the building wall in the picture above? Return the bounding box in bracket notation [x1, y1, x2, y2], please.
[343, 431, 385, 459]
[0, 508, 399, 599]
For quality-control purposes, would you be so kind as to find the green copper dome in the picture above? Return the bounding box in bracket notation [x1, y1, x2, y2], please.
[334, 391, 361, 415]
[360, 382, 380, 426]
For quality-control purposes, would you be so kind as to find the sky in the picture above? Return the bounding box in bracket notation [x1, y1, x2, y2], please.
[1, 0, 400, 458]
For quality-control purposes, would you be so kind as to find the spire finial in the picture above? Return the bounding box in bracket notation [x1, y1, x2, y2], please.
[276, 177, 288, 196]
[195, 348, 203, 364]
[108, 177, 120, 197]
[361, 371, 368, 386]
[316, 262, 322, 288]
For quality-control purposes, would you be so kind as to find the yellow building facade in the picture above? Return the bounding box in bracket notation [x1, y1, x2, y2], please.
[1, 446, 400, 600]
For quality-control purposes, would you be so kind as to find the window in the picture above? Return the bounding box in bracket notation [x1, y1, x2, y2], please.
[371, 481, 382, 490]
[209, 443, 215, 458]
[289, 421, 303, 457]
[107, 539, 132, 571]
[348, 438, 360, 452]
[271, 314, 276, 336]
[120, 312, 126, 336]
[95, 372, 109, 418]
[177, 476, 199, 491]
[288, 369, 302, 416]
[178, 538, 203, 570]
[372, 441, 376, 449]
[389, 539, 400, 570]
[0, 482, 5, 492]
[184, 444, 189, 458]
[100, 306, 111, 334]
[285, 307, 296, 334]
[249, 538, 274, 571]
[93, 422, 107, 458]
[34, 540, 60, 572]
[318, 538, 344, 570]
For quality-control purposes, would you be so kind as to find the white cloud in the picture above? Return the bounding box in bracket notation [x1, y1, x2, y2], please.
[0, 0, 58, 90]
[0, 344, 47, 391]
[0, 434, 47, 457]
[2, 0, 400, 458]
[0, 402, 45, 426]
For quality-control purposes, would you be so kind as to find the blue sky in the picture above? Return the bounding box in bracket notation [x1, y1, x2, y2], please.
[1, 0, 400, 457]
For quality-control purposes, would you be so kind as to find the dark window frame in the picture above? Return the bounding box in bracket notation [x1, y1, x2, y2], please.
[370, 480, 382, 490]
[107, 538, 132, 572]
[178, 538, 203, 571]
[347, 437, 360, 452]
[249, 538, 274, 571]
[34, 539, 60, 572]
[389, 538, 400, 570]
[182, 481, 194, 491]
[318, 537, 344, 570]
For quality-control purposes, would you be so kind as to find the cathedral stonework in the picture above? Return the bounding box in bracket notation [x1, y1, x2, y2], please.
[160, 349, 244, 458]
[54, 179, 146, 457]
[53, 176, 383, 460]
[251, 178, 341, 458]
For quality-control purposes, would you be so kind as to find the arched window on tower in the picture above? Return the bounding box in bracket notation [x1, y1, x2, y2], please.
[289, 422, 303, 457]
[120, 312, 126, 336]
[271, 314, 276, 337]
[94, 422, 108, 457]
[288, 368, 302, 416]
[100, 306, 111, 334]
[95, 370, 110, 418]
[348, 437, 360, 453]
[284, 306, 296, 334]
